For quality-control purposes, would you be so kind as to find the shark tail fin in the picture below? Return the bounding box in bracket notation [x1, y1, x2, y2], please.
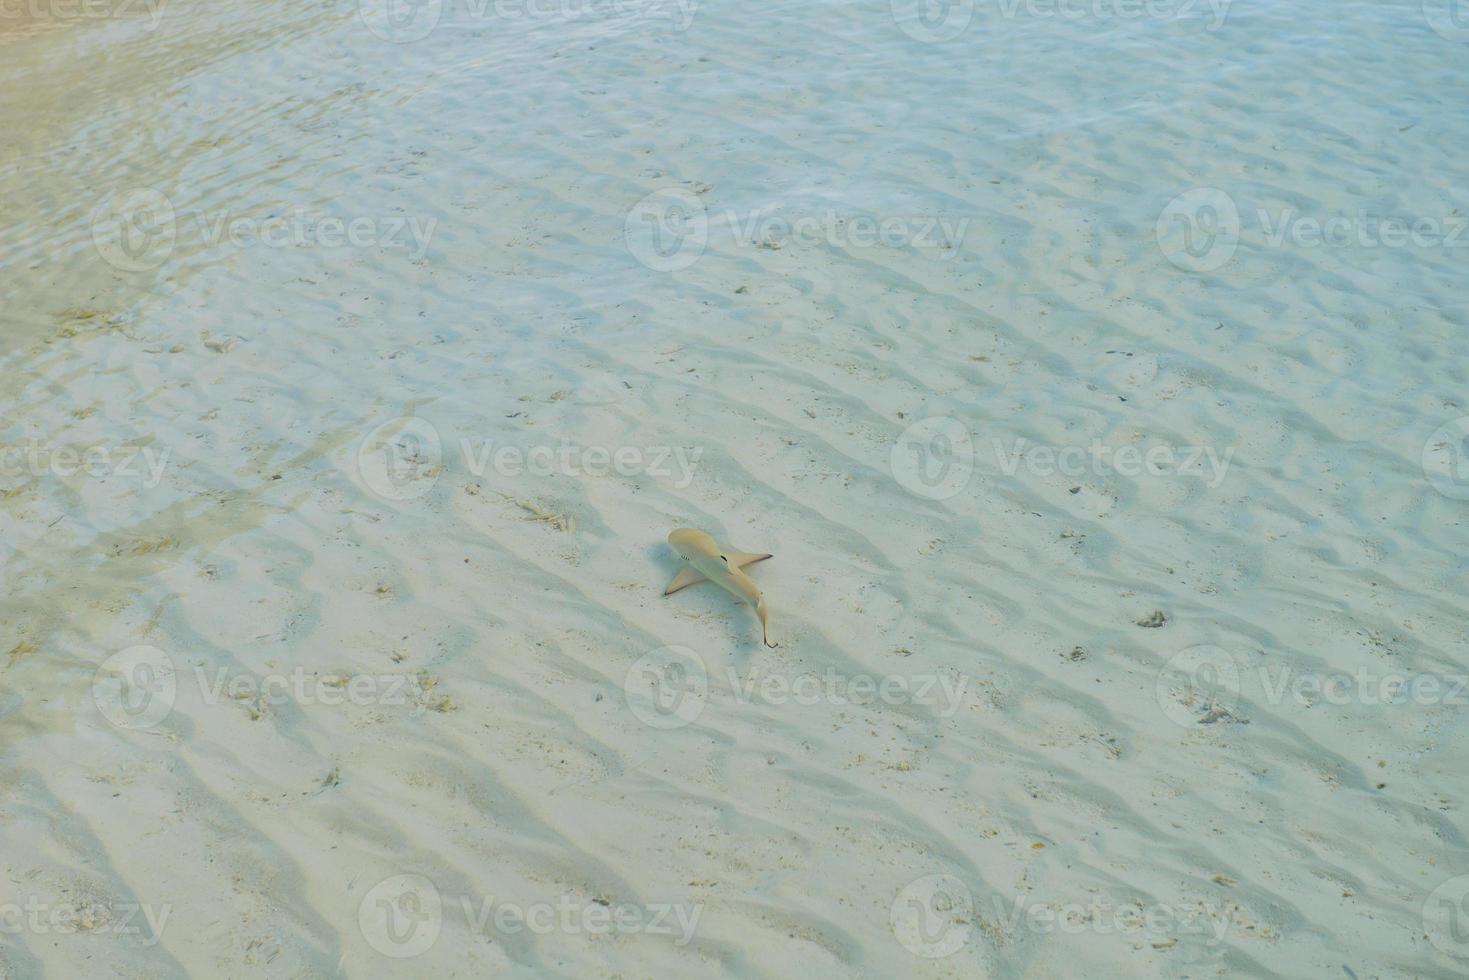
[757, 598, 778, 648]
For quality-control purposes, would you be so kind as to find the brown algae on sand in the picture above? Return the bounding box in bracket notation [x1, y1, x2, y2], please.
[498, 492, 574, 532]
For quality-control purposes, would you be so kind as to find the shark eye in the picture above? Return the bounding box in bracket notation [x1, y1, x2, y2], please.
[720, 555, 728, 563]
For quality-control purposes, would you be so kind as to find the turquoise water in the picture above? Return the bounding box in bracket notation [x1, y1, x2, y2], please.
[2, 1, 1468, 976]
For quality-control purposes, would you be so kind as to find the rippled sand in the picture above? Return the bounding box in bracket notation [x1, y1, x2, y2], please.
[3, 0, 1469, 977]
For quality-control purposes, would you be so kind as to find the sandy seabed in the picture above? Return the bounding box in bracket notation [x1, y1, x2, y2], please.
[2, 0, 1469, 977]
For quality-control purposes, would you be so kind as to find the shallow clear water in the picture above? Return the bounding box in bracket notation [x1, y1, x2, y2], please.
[2, 1, 1468, 976]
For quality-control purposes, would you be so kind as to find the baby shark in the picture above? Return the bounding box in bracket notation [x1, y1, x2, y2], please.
[664, 528, 778, 648]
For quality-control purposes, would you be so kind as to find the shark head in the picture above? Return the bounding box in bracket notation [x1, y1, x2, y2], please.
[668, 527, 719, 560]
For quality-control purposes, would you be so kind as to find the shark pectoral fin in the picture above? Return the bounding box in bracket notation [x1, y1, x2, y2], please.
[726, 551, 773, 568]
[664, 566, 708, 595]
